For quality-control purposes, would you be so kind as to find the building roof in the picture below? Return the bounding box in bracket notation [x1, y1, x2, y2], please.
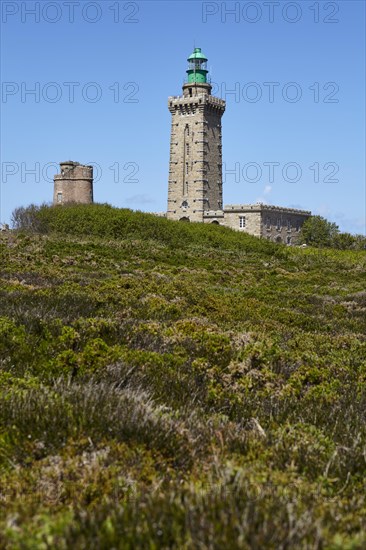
[187, 47, 207, 61]
[223, 204, 311, 215]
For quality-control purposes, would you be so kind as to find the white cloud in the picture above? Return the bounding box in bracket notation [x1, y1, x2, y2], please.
[255, 184, 272, 204]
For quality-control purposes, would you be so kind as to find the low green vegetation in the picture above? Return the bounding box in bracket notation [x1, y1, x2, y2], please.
[1, 204, 366, 549]
[299, 215, 365, 250]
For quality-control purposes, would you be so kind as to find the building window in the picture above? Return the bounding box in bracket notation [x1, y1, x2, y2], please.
[239, 216, 246, 228]
[186, 162, 189, 175]
[182, 200, 188, 209]
[185, 124, 189, 135]
[57, 192, 63, 203]
[266, 217, 271, 229]
[186, 143, 189, 156]
[287, 219, 291, 231]
[276, 218, 281, 230]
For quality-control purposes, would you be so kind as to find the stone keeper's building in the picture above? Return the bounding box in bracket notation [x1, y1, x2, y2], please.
[167, 48, 311, 244]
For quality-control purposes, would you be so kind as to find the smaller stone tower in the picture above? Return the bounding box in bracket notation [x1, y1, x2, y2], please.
[53, 161, 93, 205]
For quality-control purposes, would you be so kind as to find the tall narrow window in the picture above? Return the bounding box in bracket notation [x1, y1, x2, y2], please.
[276, 218, 281, 230]
[239, 216, 246, 228]
[186, 143, 189, 156]
[57, 192, 63, 204]
[287, 219, 291, 231]
[186, 162, 189, 175]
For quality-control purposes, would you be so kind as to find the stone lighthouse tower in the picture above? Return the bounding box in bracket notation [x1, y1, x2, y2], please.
[167, 48, 226, 222]
[53, 161, 93, 205]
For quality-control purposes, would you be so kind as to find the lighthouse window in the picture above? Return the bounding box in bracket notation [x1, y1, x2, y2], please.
[57, 192, 63, 204]
[239, 216, 246, 228]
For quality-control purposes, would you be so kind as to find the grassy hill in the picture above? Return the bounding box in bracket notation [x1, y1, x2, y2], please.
[1, 204, 366, 549]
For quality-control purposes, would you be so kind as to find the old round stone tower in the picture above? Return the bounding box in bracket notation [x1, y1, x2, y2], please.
[167, 48, 226, 222]
[53, 161, 93, 205]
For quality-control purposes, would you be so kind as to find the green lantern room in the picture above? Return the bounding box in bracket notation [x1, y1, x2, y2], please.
[183, 47, 212, 97]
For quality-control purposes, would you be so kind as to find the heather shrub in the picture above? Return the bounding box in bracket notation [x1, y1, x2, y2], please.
[1, 206, 366, 547]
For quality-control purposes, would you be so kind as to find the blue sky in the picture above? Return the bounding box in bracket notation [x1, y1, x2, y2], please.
[1, 0, 365, 234]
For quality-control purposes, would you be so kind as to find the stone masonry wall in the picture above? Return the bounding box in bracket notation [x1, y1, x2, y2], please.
[53, 162, 93, 205]
[167, 89, 225, 223]
[223, 207, 262, 236]
[260, 206, 311, 244]
[221, 204, 310, 244]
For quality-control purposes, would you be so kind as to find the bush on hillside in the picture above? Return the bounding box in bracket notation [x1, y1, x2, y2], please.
[11, 204, 49, 233]
[299, 215, 365, 249]
[299, 215, 339, 247]
[10, 203, 280, 256]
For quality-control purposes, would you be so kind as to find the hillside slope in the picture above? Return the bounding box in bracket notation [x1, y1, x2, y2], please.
[1, 204, 366, 549]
